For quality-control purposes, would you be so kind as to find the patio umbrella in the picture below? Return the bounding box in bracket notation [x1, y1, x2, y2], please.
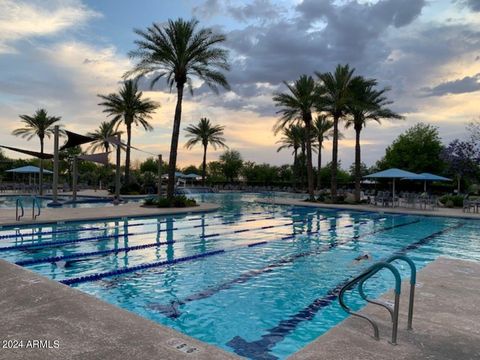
[6, 165, 53, 174]
[402, 172, 451, 192]
[364, 168, 419, 207]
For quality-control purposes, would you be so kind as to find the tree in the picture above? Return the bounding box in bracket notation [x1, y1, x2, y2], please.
[313, 115, 334, 190]
[184, 118, 227, 186]
[345, 77, 403, 201]
[441, 139, 480, 193]
[126, 18, 230, 204]
[273, 75, 319, 200]
[86, 120, 123, 155]
[98, 80, 158, 185]
[316, 64, 360, 201]
[377, 123, 445, 173]
[276, 124, 304, 189]
[12, 109, 62, 195]
[219, 150, 243, 182]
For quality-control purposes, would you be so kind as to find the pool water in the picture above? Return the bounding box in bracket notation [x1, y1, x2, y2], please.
[0, 193, 479, 359]
[0, 195, 143, 209]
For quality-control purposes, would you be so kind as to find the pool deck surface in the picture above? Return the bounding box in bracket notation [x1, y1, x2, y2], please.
[0, 259, 240, 360]
[0, 202, 220, 227]
[290, 257, 480, 360]
[260, 197, 480, 219]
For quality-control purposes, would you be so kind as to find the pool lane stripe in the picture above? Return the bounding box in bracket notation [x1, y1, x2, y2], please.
[226, 222, 465, 360]
[147, 217, 417, 318]
[0, 209, 283, 240]
[60, 250, 226, 285]
[14, 240, 177, 266]
[0, 212, 310, 252]
[15, 214, 342, 266]
[57, 215, 378, 286]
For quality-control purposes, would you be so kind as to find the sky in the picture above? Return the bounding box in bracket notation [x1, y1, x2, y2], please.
[0, 0, 479, 170]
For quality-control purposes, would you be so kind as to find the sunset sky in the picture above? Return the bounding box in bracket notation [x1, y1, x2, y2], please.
[0, 0, 479, 169]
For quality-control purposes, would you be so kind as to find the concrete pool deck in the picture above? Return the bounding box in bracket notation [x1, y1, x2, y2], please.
[0, 257, 478, 360]
[0, 202, 220, 227]
[290, 257, 480, 360]
[259, 197, 480, 220]
[0, 259, 240, 360]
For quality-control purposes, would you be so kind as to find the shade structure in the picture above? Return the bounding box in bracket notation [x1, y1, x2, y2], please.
[402, 172, 452, 192]
[6, 166, 53, 174]
[184, 173, 201, 179]
[364, 168, 420, 207]
[162, 172, 185, 179]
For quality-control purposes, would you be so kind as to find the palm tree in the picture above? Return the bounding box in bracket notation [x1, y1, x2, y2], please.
[98, 80, 159, 185]
[276, 124, 305, 190]
[273, 75, 319, 200]
[86, 120, 123, 154]
[184, 118, 227, 186]
[316, 64, 360, 201]
[313, 115, 334, 190]
[346, 77, 403, 202]
[12, 109, 62, 195]
[126, 18, 230, 204]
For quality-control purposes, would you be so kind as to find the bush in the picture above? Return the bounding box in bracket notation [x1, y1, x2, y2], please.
[439, 195, 464, 208]
[143, 195, 197, 208]
[120, 182, 142, 195]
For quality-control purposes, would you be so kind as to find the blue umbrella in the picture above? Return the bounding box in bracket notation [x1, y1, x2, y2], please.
[402, 172, 451, 192]
[364, 168, 420, 206]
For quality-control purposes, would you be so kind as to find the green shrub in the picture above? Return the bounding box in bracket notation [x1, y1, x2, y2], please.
[439, 195, 464, 208]
[120, 182, 142, 195]
[143, 195, 197, 208]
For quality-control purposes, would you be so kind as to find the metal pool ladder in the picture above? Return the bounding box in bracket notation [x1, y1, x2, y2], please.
[15, 197, 24, 221]
[338, 255, 417, 345]
[32, 197, 41, 220]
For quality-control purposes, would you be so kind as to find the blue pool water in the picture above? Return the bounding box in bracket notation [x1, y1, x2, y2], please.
[0, 195, 143, 209]
[0, 193, 479, 359]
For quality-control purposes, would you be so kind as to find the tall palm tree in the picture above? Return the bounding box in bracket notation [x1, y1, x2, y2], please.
[346, 77, 403, 202]
[273, 75, 319, 200]
[86, 120, 123, 154]
[98, 80, 159, 184]
[313, 115, 334, 190]
[316, 64, 360, 201]
[126, 18, 230, 204]
[12, 109, 62, 195]
[184, 118, 227, 186]
[276, 124, 305, 190]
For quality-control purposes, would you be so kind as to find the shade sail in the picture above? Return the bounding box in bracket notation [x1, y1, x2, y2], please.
[60, 131, 95, 151]
[6, 165, 53, 174]
[0, 145, 53, 159]
[78, 152, 109, 165]
[364, 168, 419, 179]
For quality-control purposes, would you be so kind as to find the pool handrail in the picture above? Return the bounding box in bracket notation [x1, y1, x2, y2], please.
[339, 261, 402, 345]
[32, 196, 41, 220]
[15, 197, 24, 221]
[358, 254, 416, 330]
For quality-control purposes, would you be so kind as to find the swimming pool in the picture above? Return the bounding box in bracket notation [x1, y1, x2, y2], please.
[0, 195, 144, 209]
[0, 193, 479, 359]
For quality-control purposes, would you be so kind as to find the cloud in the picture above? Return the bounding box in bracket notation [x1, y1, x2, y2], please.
[455, 0, 480, 12]
[0, 0, 100, 53]
[422, 73, 480, 96]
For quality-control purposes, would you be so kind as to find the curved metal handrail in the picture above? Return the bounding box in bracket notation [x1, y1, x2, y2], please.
[32, 197, 41, 220]
[358, 255, 416, 330]
[339, 262, 402, 344]
[15, 198, 24, 221]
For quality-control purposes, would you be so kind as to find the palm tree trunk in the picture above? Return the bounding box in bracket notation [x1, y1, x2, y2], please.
[331, 115, 339, 201]
[293, 147, 298, 190]
[202, 144, 207, 186]
[354, 127, 361, 202]
[167, 84, 184, 203]
[125, 123, 132, 185]
[317, 138, 322, 190]
[304, 117, 315, 200]
[39, 137, 44, 196]
[104, 143, 110, 168]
